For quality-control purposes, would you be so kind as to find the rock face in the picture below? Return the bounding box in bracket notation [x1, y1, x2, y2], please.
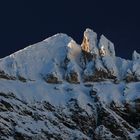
[0, 28, 140, 140]
[81, 28, 98, 55]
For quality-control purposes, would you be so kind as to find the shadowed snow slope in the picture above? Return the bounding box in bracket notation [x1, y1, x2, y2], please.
[0, 28, 140, 140]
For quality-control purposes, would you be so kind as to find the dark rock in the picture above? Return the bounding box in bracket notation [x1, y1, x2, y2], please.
[43, 73, 62, 84]
[66, 71, 80, 84]
[18, 75, 27, 82]
[0, 70, 16, 80]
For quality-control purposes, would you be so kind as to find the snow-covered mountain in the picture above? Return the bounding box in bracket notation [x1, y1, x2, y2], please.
[0, 28, 140, 140]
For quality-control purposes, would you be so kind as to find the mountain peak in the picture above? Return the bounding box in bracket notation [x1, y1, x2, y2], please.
[81, 28, 115, 57]
[132, 50, 140, 60]
[0, 28, 140, 140]
[99, 34, 115, 57]
[44, 33, 72, 42]
[81, 28, 98, 55]
[0, 28, 139, 83]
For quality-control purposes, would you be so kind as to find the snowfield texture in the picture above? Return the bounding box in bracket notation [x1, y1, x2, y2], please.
[0, 28, 140, 140]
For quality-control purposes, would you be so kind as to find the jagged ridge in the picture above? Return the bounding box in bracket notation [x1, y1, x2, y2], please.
[0, 28, 140, 140]
[0, 29, 140, 84]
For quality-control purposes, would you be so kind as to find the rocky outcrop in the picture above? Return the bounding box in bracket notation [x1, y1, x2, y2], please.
[0, 70, 16, 80]
[43, 72, 62, 84]
[98, 35, 115, 57]
[94, 125, 121, 140]
[132, 50, 140, 61]
[65, 70, 80, 84]
[81, 28, 98, 57]
[0, 88, 139, 140]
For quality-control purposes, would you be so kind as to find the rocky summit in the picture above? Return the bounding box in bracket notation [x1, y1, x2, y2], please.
[0, 28, 140, 140]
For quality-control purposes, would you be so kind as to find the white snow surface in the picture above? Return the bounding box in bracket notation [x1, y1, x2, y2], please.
[0, 33, 73, 80]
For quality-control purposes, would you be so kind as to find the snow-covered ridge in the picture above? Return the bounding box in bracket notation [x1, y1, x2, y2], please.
[0, 28, 140, 139]
[0, 28, 139, 83]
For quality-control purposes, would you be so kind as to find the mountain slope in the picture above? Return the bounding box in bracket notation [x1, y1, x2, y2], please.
[0, 28, 140, 140]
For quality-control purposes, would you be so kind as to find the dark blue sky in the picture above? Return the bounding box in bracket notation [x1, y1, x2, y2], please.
[0, 0, 140, 59]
